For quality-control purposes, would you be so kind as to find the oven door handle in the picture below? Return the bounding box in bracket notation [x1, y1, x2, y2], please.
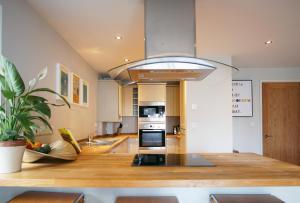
[141, 130, 164, 132]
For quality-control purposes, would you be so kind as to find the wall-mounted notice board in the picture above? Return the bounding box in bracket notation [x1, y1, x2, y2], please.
[232, 80, 253, 117]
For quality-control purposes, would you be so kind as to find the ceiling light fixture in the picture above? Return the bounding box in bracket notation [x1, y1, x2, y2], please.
[265, 40, 272, 45]
[124, 58, 129, 62]
[115, 35, 122, 40]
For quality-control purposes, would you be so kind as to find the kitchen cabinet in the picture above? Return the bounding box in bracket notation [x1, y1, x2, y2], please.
[122, 85, 138, 116]
[138, 83, 166, 102]
[167, 137, 179, 153]
[166, 85, 180, 116]
[179, 81, 187, 153]
[97, 80, 122, 122]
[180, 81, 186, 130]
[128, 137, 139, 154]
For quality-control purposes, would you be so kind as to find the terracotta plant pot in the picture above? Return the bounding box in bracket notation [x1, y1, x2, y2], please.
[0, 140, 26, 173]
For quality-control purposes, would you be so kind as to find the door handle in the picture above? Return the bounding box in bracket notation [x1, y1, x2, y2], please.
[265, 134, 273, 139]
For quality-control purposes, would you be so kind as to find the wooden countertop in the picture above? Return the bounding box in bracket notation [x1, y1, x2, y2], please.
[80, 134, 180, 154]
[80, 135, 129, 154]
[0, 153, 300, 188]
[98, 133, 180, 139]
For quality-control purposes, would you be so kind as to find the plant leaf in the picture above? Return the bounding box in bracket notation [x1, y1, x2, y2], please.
[0, 74, 14, 99]
[0, 106, 5, 119]
[27, 88, 70, 108]
[33, 102, 51, 118]
[0, 55, 25, 96]
[1, 89, 15, 99]
[0, 74, 8, 89]
[29, 116, 53, 132]
[46, 103, 65, 107]
[26, 95, 48, 103]
[16, 113, 34, 127]
[0, 130, 18, 141]
[23, 131, 35, 142]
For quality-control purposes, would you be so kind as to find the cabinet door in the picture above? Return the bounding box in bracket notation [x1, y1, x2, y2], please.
[122, 86, 133, 116]
[118, 85, 122, 118]
[128, 138, 139, 154]
[167, 138, 179, 153]
[166, 86, 180, 116]
[180, 81, 186, 129]
[97, 80, 121, 122]
[138, 84, 166, 102]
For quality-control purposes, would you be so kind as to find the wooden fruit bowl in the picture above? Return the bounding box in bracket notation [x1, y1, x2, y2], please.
[23, 140, 78, 163]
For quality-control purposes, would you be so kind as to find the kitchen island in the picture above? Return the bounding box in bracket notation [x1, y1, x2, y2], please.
[0, 153, 300, 188]
[1, 152, 300, 202]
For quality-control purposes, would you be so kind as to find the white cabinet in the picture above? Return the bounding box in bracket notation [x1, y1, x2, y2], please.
[97, 80, 122, 122]
[122, 85, 138, 116]
[128, 138, 139, 154]
[166, 85, 180, 116]
[122, 86, 133, 116]
[138, 83, 166, 102]
[167, 137, 179, 153]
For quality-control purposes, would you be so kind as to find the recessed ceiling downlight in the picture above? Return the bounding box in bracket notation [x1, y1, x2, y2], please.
[265, 40, 272, 45]
[124, 58, 129, 62]
[115, 35, 122, 40]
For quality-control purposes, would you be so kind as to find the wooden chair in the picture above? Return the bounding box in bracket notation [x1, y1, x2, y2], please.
[8, 191, 84, 203]
[210, 194, 284, 203]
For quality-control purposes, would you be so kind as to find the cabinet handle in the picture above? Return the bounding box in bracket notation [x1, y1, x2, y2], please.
[265, 134, 273, 138]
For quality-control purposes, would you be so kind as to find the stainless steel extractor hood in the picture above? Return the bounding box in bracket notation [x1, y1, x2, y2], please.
[108, 0, 236, 85]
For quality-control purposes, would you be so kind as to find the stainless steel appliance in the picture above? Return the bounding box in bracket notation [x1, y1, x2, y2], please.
[132, 154, 215, 167]
[108, 0, 238, 86]
[138, 123, 166, 150]
[138, 101, 166, 152]
[138, 101, 166, 122]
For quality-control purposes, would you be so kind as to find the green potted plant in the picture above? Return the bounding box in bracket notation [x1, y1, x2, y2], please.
[0, 56, 70, 173]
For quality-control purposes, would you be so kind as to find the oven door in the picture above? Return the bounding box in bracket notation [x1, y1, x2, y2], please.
[139, 129, 166, 149]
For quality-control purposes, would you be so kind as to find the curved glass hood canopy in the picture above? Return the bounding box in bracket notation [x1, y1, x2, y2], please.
[108, 56, 237, 85]
[107, 0, 238, 85]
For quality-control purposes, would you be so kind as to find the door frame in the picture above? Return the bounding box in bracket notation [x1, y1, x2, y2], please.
[260, 80, 300, 155]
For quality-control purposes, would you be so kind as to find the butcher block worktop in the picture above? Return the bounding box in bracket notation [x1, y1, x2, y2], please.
[0, 153, 300, 188]
[80, 135, 129, 154]
[79, 134, 180, 154]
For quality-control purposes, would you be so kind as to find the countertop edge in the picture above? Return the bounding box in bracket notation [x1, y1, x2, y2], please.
[1, 179, 300, 188]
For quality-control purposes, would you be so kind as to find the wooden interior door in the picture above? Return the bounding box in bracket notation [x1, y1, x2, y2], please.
[262, 82, 300, 165]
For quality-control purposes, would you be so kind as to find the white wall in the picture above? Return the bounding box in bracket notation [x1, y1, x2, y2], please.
[232, 67, 300, 154]
[185, 57, 233, 153]
[0, 0, 98, 141]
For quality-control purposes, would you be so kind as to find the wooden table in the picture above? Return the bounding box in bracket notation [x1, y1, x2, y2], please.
[0, 153, 300, 188]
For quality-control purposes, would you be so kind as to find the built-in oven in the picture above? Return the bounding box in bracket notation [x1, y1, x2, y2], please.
[139, 123, 166, 150]
[139, 101, 166, 122]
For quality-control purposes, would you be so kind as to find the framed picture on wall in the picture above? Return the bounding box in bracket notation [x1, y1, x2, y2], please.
[56, 63, 71, 101]
[72, 73, 81, 104]
[80, 79, 89, 107]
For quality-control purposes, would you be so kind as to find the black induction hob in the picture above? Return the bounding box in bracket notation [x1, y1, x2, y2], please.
[132, 154, 215, 167]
